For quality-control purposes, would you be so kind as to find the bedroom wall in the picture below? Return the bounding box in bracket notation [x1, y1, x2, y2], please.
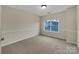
[1, 6, 40, 46]
[40, 11, 66, 40]
[0, 5, 2, 53]
[77, 6, 79, 47]
[40, 6, 77, 44]
[65, 6, 77, 44]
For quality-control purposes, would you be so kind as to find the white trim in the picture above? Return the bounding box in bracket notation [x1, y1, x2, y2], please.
[1, 32, 39, 47]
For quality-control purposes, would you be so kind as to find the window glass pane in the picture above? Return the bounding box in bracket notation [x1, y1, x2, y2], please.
[44, 20, 50, 31]
[51, 25, 58, 32]
[44, 20, 59, 32]
[51, 21, 58, 32]
[51, 21, 58, 26]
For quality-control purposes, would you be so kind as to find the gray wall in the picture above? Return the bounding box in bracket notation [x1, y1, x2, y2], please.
[40, 6, 77, 44]
[40, 11, 66, 40]
[0, 5, 2, 53]
[77, 6, 79, 47]
[65, 6, 77, 44]
[1, 6, 40, 46]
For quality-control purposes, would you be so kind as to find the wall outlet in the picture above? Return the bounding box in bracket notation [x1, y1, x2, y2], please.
[1, 37, 4, 41]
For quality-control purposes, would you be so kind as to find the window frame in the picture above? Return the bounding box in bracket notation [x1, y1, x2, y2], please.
[44, 19, 60, 33]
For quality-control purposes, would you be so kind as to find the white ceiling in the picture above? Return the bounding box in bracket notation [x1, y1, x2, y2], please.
[7, 5, 74, 16]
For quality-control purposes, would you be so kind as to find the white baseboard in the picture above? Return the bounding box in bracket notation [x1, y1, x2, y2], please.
[1, 32, 39, 47]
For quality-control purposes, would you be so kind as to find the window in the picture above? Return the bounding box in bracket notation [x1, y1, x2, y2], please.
[44, 20, 59, 32]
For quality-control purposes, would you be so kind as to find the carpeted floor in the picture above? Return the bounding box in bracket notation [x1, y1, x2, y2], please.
[2, 35, 79, 54]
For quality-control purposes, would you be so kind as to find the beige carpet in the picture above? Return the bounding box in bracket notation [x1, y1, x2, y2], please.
[2, 35, 79, 54]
